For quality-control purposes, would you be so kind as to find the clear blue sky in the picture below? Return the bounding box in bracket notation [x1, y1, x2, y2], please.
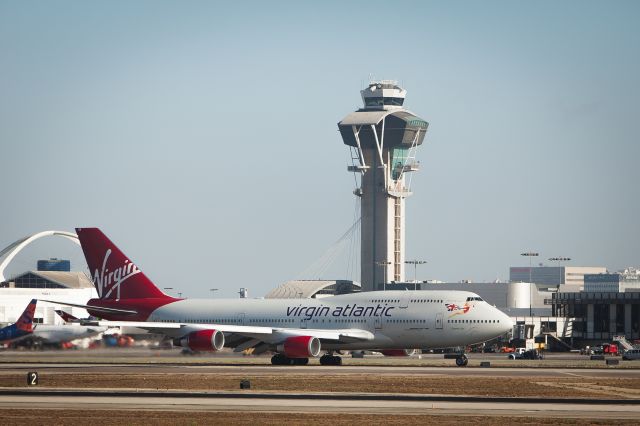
[1, 1, 638, 297]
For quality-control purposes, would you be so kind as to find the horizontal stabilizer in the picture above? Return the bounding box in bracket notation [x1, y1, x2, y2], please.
[41, 300, 138, 315]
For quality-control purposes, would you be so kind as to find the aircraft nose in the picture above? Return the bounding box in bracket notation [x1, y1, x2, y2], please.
[501, 312, 514, 332]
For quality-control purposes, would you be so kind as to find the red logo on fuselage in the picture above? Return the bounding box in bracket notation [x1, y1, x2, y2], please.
[446, 303, 471, 317]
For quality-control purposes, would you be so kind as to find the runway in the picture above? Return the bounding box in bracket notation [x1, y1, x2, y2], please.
[1, 391, 639, 419]
[1, 350, 639, 422]
[1, 362, 639, 378]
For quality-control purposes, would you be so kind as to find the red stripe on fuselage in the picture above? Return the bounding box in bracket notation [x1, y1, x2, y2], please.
[86, 298, 179, 321]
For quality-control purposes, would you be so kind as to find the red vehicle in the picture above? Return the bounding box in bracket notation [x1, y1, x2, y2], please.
[603, 343, 619, 355]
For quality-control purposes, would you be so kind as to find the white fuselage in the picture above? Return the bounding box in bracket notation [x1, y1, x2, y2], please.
[147, 290, 513, 350]
[32, 324, 106, 343]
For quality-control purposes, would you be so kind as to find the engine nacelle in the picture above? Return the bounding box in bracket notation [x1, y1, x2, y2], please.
[276, 336, 321, 358]
[176, 329, 225, 352]
[380, 349, 417, 357]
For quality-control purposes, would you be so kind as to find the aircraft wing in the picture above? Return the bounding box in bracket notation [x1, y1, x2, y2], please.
[80, 320, 374, 345]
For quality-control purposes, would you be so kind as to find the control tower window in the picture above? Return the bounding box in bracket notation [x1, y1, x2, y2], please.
[364, 97, 405, 107]
[384, 97, 404, 106]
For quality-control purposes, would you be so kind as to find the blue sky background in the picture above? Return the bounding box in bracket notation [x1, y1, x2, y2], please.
[1, 1, 638, 297]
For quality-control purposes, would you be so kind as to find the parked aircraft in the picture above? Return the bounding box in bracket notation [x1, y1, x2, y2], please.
[1, 300, 106, 346]
[47, 228, 513, 366]
[55, 310, 79, 323]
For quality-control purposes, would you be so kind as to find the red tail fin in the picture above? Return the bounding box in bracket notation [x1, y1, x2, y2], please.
[55, 310, 78, 322]
[16, 299, 37, 332]
[75, 228, 171, 300]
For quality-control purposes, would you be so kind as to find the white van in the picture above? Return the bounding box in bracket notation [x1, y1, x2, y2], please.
[622, 348, 640, 360]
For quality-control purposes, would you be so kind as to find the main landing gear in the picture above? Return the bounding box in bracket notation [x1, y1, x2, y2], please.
[271, 353, 309, 366]
[455, 353, 468, 367]
[319, 354, 342, 366]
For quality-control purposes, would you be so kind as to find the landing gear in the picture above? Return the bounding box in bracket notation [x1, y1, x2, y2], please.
[294, 357, 309, 365]
[320, 354, 342, 366]
[270, 353, 309, 366]
[455, 354, 468, 367]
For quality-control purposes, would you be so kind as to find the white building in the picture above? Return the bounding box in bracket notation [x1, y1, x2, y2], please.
[583, 268, 640, 293]
[510, 266, 607, 289]
[0, 271, 96, 326]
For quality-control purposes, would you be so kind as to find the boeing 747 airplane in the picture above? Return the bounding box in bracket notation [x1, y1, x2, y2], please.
[47, 228, 513, 366]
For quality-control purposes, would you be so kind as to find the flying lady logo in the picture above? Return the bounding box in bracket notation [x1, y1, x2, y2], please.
[446, 303, 471, 317]
[93, 249, 141, 299]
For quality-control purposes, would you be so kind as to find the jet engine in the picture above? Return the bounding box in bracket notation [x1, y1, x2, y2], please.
[380, 349, 417, 357]
[276, 336, 321, 358]
[175, 329, 225, 352]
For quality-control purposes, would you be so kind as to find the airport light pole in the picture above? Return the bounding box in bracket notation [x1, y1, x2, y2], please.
[209, 288, 218, 297]
[376, 261, 392, 291]
[163, 287, 173, 296]
[548, 257, 571, 288]
[521, 252, 539, 317]
[405, 260, 427, 290]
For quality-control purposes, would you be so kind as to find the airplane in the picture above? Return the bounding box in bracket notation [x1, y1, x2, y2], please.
[0, 300, 106, 347]
[55, 309, 98, 323]
[46, 227, 514, 366]
[0, 299, 107, 344]
[0, 299, 37, 343]
[29, 321, 107, 346]
[55, 309, 79, 323]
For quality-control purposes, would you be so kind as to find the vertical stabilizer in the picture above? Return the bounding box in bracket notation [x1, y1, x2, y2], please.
[16, 299, 37, 332]
[75, 228, 172, 300]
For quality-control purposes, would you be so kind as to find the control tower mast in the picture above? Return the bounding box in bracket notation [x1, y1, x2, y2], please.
[338, 81, 428, 291]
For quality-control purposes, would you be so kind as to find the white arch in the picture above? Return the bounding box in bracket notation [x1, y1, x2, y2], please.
[0, 230, 80, 282]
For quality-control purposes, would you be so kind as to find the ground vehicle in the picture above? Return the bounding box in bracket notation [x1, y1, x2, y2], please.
[622, 349, 640, 360]
[592, 343, 619, 356]
[602, 343, 619, 355]
[507, 348, 526, 359]
[508, 348, 543, 360]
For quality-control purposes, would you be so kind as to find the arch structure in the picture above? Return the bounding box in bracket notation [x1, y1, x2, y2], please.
[0, 230, 79, 282]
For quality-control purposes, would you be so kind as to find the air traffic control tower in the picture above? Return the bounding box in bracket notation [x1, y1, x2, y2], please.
[338, 81, 428, 292]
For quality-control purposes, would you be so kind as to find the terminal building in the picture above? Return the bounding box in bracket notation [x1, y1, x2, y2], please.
[0, 231, 97, 327]
[0, 267, 96, 326]
[510, 266, 607, 289]
[551, 268, 640, 344]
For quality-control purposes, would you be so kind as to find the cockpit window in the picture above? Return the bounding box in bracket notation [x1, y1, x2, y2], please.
[466, 296, 483, 302]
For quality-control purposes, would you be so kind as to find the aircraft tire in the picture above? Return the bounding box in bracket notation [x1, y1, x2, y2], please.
[294, 358, 309, 366]
[320, 354, 342, 366]
[455, 354, 468, 367]
[271, 353, 288, 365]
